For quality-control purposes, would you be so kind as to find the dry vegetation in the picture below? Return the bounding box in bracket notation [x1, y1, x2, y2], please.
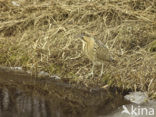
[0, 0, 156, 97]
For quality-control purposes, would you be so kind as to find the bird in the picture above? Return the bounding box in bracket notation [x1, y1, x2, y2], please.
[79, 33, 115, 77]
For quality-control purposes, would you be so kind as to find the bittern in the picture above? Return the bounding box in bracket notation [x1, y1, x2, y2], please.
[80, 34, 115, 77]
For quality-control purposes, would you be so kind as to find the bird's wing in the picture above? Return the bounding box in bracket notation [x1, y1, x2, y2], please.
[94, 40, 112, 62]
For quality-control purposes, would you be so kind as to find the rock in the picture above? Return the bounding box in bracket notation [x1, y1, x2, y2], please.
[11, 1, 20, 6]
[10, 67, 23, 72]
[50, 75, 61, 80]
[38, 71, 49, 78]
[124, 91, 148, 104]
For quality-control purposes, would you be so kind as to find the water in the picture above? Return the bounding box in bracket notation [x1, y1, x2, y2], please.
[0, 87, 49, 117]
[0, 69, 155, 117]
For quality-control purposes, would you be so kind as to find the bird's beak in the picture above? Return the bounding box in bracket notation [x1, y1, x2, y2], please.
[75, 33, 87, 43]
[80, 36, 85, 41]
[77, 34, 86, 43]
[81, 37, 87, 44]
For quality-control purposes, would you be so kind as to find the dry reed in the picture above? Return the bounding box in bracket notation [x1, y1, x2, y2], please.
[0, 0, 156, 97]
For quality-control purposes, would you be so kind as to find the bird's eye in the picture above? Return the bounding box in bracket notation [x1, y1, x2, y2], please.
[81, 36, 86, 41]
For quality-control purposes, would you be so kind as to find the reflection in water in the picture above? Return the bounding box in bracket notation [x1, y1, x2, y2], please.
[1, 87, 154, 117]
[7, 70, 156, 117]
[2, 88, 9, 110]
[0, 70, 155, 117]
[0, 87, 47, 117]
[0, 85, 130, 117]
[0, 70, 129, 117]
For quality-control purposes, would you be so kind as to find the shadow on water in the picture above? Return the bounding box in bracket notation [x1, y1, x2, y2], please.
[0, 69, 129, 117]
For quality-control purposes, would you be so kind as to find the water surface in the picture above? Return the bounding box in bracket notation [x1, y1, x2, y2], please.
[0, 69, 141, 117]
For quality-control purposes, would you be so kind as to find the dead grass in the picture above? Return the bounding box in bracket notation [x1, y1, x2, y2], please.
[0, 0, 156, 97]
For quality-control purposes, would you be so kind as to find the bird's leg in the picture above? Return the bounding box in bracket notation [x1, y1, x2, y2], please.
[86, 63, 94, 78]
[91, 63, 94, 76]
[100, 63, 104, 77]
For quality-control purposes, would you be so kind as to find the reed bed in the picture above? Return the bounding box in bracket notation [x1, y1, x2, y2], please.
[0, 0, 156, 97]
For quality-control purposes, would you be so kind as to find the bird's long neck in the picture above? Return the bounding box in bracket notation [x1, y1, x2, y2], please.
[87, 38, 95, 51]
[85, 38, 96, 62]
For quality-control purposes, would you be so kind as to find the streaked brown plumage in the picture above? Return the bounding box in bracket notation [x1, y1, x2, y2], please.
[80, 34, 115, 77]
